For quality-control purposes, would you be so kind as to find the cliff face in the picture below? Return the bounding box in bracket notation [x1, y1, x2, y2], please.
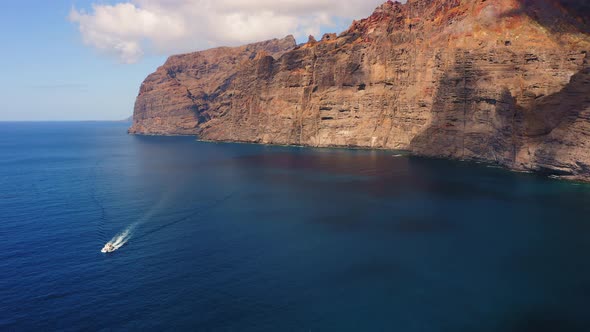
[130, 0, 590, 181]
[130, 36, 297, 135]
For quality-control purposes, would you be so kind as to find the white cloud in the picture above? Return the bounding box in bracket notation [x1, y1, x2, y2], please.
[69, 0, 386, 63]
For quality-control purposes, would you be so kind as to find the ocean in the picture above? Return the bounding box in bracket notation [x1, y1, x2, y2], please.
[1, 122, 590, 331]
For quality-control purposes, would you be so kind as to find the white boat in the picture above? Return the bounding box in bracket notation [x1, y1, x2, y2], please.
[101, 243, 116, 253]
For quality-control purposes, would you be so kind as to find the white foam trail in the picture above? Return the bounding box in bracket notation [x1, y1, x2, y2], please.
[101, 190, 173, 253]
[108, 224, 136, 250]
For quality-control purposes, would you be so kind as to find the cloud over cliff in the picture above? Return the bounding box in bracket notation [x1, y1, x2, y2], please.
[69, 0, 386, 63]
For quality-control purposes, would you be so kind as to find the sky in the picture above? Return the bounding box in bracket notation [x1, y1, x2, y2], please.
[0, 0, 386, 121]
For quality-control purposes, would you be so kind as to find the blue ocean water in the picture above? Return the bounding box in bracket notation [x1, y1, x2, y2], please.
[1, 122, 590, 331]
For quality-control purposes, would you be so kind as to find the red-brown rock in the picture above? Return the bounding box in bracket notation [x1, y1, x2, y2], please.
[130, 0, 590, 181]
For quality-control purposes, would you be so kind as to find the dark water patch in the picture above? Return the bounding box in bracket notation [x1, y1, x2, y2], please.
[392, 216, 456, 234]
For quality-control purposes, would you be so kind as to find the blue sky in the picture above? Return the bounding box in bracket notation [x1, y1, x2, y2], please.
[0, 1, 164, 121]
[0, 1, 384, 121]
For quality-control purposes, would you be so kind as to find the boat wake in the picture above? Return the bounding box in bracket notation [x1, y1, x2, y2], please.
[100, 191, 171, 254]
[100, 191, 235, 254]
[101, 224, 136, 253]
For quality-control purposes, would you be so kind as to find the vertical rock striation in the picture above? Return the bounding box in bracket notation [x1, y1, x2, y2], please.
[129, 36, 297, 135]
[130, 0, 590, 181]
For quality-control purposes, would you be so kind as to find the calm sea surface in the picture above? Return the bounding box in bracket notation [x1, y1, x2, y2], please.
[1, 122, 590, 331]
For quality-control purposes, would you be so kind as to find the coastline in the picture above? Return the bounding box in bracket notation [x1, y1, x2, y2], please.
[128, 130, 590, 185]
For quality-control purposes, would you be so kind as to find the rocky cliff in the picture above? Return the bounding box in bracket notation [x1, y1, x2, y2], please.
[130, 0, 590, 181]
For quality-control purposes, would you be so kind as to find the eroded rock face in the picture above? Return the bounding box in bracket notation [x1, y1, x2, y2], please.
[130, 0, 590, 181]
[129, 36, 297, 135]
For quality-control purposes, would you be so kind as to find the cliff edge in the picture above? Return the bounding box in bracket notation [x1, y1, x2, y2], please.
[130, 0, 590, 181]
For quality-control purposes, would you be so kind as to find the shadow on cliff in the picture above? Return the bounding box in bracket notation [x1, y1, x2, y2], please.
[500, 0, 590, 34]
[518, 58, 590, 175]
[408, 61, 471, 160]
[409, 52, 590, 176]
[408, 55, 519, 165]
[520, 60, 590, 138]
